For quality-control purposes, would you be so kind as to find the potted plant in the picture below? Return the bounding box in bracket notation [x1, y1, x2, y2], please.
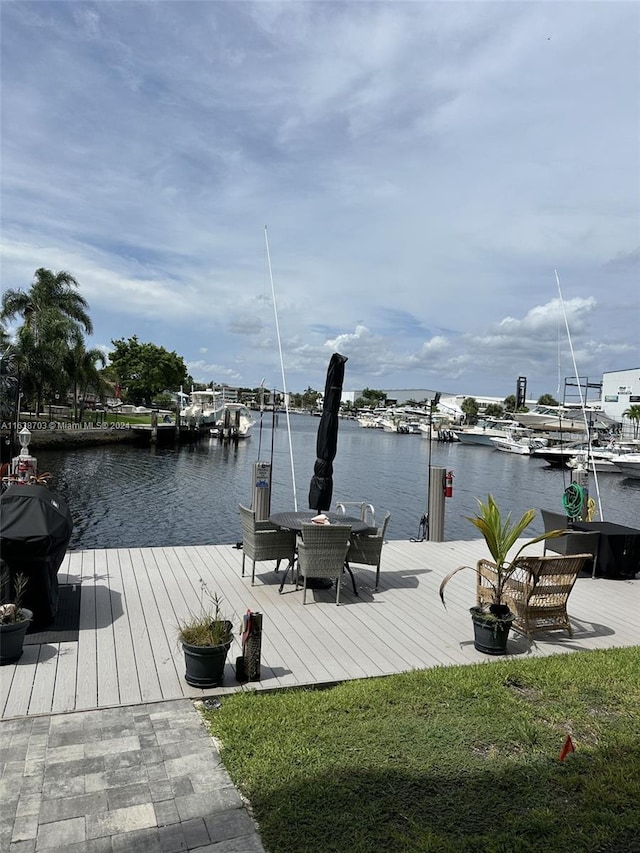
[177, 580, 235, 688]
[439, 495, 563, 655]
[0, 569, 33, 664]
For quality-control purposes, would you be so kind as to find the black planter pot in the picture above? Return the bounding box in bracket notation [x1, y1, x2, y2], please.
[0, 609, 33, 664]
[470, 606, 515, 655]
[181, 621, 234, 688]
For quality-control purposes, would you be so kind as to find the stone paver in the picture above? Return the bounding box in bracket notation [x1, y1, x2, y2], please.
[0, 699, 265, 853]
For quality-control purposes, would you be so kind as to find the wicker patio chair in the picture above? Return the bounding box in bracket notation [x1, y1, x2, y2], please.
[296, 523, 352, 605]
[238, 504, 297, 585]
[477, 554, 591, 637]
[540, 508, 600, 577]
[344, 511, 391, 591]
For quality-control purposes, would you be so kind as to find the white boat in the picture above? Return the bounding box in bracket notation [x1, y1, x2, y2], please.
[611, 454, 640, 479]
[514, 404, 590, 433]
[490, 435, 532, 455]
[180, 388, 225, 428]
[211, 403, 254, 440]
[533, 440, 637, 472]
[453, 418, 520, 447]
[357, 415, 384, 429]
[489, 428, 546, 455]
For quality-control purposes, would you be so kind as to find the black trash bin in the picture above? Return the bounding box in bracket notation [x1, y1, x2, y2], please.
[0, 484, 74, 628]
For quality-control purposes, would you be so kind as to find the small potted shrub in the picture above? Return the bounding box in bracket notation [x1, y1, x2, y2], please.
[178, 580, 234, 688]
[439, 495, 563, 654]
[0, 569, 33, 664]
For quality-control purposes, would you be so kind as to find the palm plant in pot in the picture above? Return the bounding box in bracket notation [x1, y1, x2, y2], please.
[0, 568, 33, 665]
[177, 580, 235, 688]
[439, 495, 563, 655]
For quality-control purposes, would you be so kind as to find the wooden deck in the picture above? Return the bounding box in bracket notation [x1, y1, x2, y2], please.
[1, 539, 638, 720]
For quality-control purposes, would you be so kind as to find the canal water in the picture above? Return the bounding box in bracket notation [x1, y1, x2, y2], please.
[32, 413, 640, 551]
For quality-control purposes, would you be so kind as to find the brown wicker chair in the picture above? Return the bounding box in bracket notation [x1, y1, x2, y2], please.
[540, 508, 600, 577]
[345, 511, 391, 591]
[476, 554, 591, 637]
[296, 523, 352, 605]
[238, 504, 297, 585]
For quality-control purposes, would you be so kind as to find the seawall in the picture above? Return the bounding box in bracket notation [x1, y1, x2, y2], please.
[1, 424, 138, 450]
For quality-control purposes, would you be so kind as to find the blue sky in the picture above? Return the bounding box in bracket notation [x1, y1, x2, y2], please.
[1, 1, 638, 399]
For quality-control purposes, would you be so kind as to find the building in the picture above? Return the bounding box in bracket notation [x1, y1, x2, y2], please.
[601, 368, 640, 422]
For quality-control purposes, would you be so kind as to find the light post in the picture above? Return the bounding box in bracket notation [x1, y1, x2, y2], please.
[425, 392, 441, 541]
[14, 425, 37, 483]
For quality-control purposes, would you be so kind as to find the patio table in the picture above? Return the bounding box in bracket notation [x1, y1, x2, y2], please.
[570, 520, 640, 579]
[269, 511, 374, 593]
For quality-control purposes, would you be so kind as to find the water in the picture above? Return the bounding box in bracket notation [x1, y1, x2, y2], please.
[31, 414, 640, 551]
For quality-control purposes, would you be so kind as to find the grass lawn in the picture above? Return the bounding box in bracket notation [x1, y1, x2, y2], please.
[203, 647, 640, 853]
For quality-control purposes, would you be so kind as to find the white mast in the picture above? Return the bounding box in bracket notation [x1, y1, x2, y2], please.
[264, 226, 298, 510]
[555, 269, 603, 519]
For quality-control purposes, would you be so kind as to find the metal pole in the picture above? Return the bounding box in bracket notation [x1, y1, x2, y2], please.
[428, 467, 446, 541]
[425, 392, 441, 541]
[425, 413, 433, 539]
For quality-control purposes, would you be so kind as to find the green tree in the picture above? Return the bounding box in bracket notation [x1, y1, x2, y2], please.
[2, 268, 92, 344]
[16, 311, 83, 416]
[537, 393, 559, 406]
[301, 387, 320, 411]
[0, 328, 18, 422]
[63, 343, 106, 421]
[484, 403, 504, 418]
[2, 268, 93, 414]
[461, 397, 479, 425]
[622, 404, 640, 439]
[361, 388, 387, 406]
[503, 394, 516, 412]
[108, 336, 189, 405]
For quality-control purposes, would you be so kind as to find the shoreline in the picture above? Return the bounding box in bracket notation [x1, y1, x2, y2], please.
[1, 424, 139, 450]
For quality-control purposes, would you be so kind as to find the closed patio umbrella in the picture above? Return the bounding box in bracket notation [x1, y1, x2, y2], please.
[309, 352, 348, 511]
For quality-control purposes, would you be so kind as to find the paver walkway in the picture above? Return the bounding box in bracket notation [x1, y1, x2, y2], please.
[0, 699, 265, 853]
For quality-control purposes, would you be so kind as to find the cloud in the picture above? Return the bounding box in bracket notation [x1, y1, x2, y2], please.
[1, 1, 637, 397]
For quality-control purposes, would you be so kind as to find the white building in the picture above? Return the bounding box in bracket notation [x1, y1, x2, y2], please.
[601, 368, 640, 422]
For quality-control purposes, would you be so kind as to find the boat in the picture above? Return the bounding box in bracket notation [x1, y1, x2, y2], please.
[453, 418, 520, 447]
[611, 454, 640, 479]
[357, 415, 384, 429]
[211, 403, 255, 440]
[532, 440, 637, 472]
[489, 427, 547, 455]
[567, 451, 620, 475]
[180, 388, 225, 428]
[513, 404, 591, 433]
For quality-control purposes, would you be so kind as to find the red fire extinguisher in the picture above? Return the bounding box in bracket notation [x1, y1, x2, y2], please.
[444, 470, 454, 498]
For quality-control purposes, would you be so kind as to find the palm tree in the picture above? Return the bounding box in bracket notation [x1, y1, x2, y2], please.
[63, 344, 106, 421]
[2, 269, 93, 414]
[622, 404, 640, 439]
[0, 327, 18, 422]
[2, 268, 92, 341]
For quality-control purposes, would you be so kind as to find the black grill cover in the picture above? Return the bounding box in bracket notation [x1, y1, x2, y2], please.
[0, 484, 73, 627]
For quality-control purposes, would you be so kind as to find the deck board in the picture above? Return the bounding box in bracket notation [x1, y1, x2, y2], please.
[1, 538, 638, 719]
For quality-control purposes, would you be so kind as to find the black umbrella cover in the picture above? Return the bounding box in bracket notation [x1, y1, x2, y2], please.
[309, 352, 348, 511]
[0, 484, 74, 626]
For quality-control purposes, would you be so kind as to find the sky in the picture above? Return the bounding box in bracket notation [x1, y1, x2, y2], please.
[1, 1, 639, 400]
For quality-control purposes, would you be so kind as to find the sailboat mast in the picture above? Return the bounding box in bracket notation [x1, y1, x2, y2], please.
[264, 226, 298, 510]
[554, 269, 603, 519]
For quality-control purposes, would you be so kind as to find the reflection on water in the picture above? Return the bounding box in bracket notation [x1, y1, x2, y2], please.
[33, 414, 640, 550]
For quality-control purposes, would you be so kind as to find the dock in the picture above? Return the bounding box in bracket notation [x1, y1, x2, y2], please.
[2, 538, 638, 720]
